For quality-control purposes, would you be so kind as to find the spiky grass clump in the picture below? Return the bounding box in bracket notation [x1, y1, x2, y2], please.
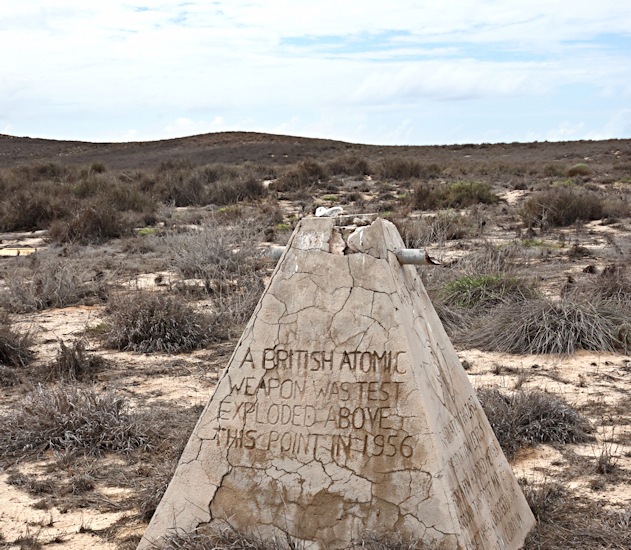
[522, 482, 631, 549]
[5, 258, 107, 312]
[0, 385, 153, 461]
[478, 387, 592, 459]
[467, 299, 625, 354]
[105, 292, 210, 353]
[396, 211, 479, 246]
[440, 274, 537, 310]
[0, 313, 33, 368]
[46, 339, 106, 381]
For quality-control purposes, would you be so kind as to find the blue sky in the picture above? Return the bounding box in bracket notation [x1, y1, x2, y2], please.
[1, 1, 630, 145]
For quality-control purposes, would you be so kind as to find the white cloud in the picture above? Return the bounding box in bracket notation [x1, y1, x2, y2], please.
[1, 1, 630, 143]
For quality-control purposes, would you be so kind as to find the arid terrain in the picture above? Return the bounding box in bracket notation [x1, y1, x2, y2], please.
[1, 132, 631, 549]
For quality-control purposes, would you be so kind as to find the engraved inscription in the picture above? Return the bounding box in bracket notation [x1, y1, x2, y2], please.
[219, 347, 413, 462]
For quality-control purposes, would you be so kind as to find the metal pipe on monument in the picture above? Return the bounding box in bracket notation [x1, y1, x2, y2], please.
[266, 246, 439, 266]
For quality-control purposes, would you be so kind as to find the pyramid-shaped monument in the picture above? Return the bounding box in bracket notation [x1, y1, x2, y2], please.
[139, 217, 534, 549]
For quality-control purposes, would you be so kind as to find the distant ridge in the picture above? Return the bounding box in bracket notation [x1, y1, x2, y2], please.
[0, 131, 629, 171]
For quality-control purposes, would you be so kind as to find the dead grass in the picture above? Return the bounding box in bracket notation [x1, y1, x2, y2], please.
[0, 385, 154, 462]
[104, 292, 211, 353]
[478, 387, 593, 459]
[522, 481, 631, 549]
[466, 298, 627, 354]
[396, 210, 483, 246]
[0, 312, 33, 368]
[158, 527, 427, 550]
[45, 339, 107, 382]
[4, 257, 108, 312]
[48, 203, 136, 244]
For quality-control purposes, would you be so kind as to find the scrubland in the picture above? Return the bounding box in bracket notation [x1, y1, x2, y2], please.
[1, 134, 631, 548]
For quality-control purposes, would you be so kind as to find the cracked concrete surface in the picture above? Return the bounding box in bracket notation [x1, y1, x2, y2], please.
[138, 217, 535, 550]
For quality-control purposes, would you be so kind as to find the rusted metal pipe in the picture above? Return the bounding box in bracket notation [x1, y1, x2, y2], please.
[394, 249, 441, 266]
[266, 246, 439, 265]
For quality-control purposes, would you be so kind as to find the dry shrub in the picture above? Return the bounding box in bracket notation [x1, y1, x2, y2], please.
[520, 188, 604, 228]
[440, 274, 537, 310]
[46, 339, 107, 382]
[0, 385, 153, 461]
[522, 482, 631, 549]
[4, 258, 108, 312]
[396, 211, 479, 246]
[210, 277, 266, 341]
[273, 160, 327, 191]
[578, 264, 631, 304]
[376, 157, 439, 180]
[326, 155, 372, 176]
[450, 242, 518, 275]
[466, 299, 625, 354]
[11, 162, 75, 183]
[169, 222, 264, 290]
[411, 181, 498, 210]
[0, 313, 33, 368]
[159, 528, 289, 550]
[104, 292, 210, 353]
[0, 183, 76, 232]
[478, 387, 592, 460]
[206, 174, 266, 205]
[48, 203, 135, 244]
[353, 532, 425, 550]
[430, 300, 472, 339]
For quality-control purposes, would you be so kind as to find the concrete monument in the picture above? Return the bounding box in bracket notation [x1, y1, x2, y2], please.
[139, 217, 535, 549]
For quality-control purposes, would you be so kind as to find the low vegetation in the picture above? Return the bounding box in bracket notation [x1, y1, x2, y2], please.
[46, 339, 107, 382]
[0, 385, 154, 461]
[440, 273, 537, 309]
[520, 187, 605, 228]
[410, 181, 498, 210]
[466, 298, 627, 354]
[4, 257, 108, 312]
[478, 387, 592, 459]
[104, 292, 211, 353]
[1, 139, 631, 548]
[0, 312, 33, 369]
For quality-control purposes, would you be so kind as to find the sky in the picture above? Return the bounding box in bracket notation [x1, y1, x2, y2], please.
[1, 1, 631, 146]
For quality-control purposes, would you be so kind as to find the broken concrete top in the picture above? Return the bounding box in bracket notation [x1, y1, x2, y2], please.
[139, 217, 534, 549]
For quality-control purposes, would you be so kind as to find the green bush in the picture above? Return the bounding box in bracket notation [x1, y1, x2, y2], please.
[567, 163, 591, 177]
[440, 274, 537, 309]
